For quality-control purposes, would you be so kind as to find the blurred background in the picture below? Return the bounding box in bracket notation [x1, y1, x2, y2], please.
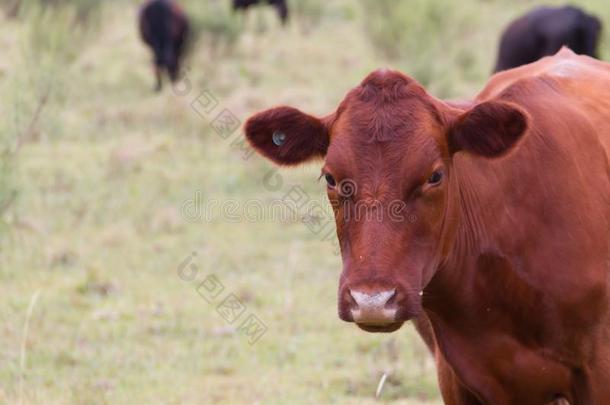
[0, 0, 608, 403]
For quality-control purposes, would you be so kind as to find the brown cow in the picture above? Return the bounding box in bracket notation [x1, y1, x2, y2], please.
[245, 48, 610, 404]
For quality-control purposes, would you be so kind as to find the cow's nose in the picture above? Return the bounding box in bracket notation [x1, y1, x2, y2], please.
[349, 288, 397, 325]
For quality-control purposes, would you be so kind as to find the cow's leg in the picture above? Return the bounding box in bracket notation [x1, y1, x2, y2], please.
[275, 1, 288, 25]
[154, 64, 162, 92]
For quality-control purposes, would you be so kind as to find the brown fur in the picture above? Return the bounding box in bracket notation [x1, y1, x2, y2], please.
[244, 49, 610, 404]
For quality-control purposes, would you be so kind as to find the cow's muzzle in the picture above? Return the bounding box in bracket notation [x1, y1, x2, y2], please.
[339, 283, 416, 333]
[350, 289, 397, 323]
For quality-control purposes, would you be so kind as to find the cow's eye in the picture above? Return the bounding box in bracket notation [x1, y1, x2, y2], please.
[325, 173, 337, 188]
[427, 170, 443, 186]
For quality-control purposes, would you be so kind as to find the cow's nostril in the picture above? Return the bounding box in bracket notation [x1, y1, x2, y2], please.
[349, 289, 396, 310]
[345, 289, 358, 309]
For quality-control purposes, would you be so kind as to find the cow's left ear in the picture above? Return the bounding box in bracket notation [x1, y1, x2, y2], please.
[245, 106, 331, 166]
[448, 100, 529, 158]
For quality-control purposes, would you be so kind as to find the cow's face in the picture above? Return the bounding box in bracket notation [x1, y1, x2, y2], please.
[245, 70, 528, 333]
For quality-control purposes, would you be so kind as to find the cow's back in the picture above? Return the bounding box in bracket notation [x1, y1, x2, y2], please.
[481, 48, 610, 163]
[494, 6, 601, 72]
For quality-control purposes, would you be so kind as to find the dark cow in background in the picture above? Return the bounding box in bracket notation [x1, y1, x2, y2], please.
[245, 49, 610, 403]
[494, 5, 601, 72]
[232, 0, 288, 25]
[139, 0, 190, 91]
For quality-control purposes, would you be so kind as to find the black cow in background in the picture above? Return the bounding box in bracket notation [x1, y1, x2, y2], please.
[494, 5, 601, 72]
[232, 0, 288, 25]
[139, 0, 190, 91]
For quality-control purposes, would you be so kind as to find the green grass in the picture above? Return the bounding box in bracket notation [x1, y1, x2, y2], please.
[1, 0, 608, 403]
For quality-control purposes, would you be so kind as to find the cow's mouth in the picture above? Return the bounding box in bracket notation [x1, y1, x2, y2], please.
[356, 321, 404, 333]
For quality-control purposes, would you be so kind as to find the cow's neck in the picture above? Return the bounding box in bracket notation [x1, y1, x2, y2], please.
[430, 157, 488, 301]
[425, 157, 538, 329]
[420, 157, 558, 399]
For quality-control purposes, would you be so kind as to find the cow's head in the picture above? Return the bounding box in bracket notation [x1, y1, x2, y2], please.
[245, 70, 528, 333]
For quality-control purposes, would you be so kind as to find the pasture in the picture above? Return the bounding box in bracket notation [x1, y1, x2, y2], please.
[1, 0, 609, 403]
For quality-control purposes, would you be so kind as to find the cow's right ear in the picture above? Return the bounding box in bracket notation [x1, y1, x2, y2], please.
[447, 100, 529, 158]
[245, 106, 330, 166]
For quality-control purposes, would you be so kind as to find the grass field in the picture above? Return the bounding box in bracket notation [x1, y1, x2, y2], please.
[1, 0, 609, 403]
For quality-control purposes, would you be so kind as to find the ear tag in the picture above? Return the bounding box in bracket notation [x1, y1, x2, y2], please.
[272, 131, 286, 146]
